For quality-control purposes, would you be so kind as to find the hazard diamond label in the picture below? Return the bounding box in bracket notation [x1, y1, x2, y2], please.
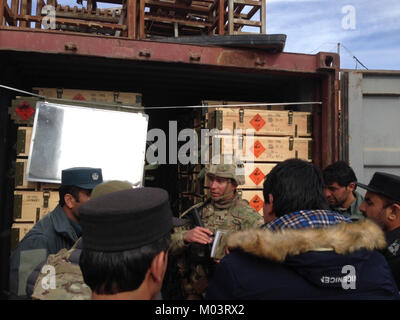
[16, 101, 35, 120]
[249, 194, 264, 212]
[250, 140, 265, 158]
[73, 93, 86, 101]
[250, 113, 265, 131]
[249, 167, 265, 186]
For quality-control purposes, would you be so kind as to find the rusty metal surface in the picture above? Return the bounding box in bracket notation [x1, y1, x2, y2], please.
[0, 28, 339, 75]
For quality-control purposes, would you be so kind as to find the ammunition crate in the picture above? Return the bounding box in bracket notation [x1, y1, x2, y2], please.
[10, 222, 35, 253]
[9, 98, 38, 125]
[240, 190, 264, 215]
[15, 158, 60, 190]
[13, 190, 60, 223]
[33, 87, 142, 105]
[16, 126, 33, 157]
[207, 108, 312, 137]
[209, 135, 313, 162]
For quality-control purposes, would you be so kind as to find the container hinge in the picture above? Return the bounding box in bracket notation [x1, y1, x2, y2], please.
[15, 161, 24, 187]
[307, 114, 313, 134]
[239, 108, 244, 123]
[288, 110, 293, 125]
[308, 140, 314, 160]
[215, 110, 223, 130]
[43, 191, 50, 209]
[16, 129, 26, 155]
[36, 208, 40, 223]
[113, 91, 120, 103]
[13, 194, 22, 220]
[56, 88, 63, 99]
[289, 136, 294, 151]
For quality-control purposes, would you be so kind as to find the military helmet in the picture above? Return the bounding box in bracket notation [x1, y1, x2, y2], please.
[206, 156, 245, 185]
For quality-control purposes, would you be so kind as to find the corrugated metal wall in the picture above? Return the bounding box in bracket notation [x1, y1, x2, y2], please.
[343, 70, 400, 186]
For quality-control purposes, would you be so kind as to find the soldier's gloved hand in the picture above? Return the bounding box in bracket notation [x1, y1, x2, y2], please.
[184, 227, 213, 245]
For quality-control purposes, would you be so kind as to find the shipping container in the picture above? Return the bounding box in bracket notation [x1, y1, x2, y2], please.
[340, 70, 400, 186]
[0, 28, 340, 298]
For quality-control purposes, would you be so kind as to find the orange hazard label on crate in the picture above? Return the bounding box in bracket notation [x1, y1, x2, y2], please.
[73, 93, 86, 101]
[250, 114, 265, 131]
[16, 101, 35, 120]
[250, 140, 265, 158]
[249, 167, 265, 186]
[249, 195, 264, 212]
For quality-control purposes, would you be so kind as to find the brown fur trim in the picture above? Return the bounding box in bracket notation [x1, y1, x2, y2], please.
[227, 219, 387, 262]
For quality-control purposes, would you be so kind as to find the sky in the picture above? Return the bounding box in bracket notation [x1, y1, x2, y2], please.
[266, 0, 400, 70]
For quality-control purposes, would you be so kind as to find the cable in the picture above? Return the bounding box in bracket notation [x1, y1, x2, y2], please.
[0, 84, 323, 110]
[341, 44, 368, 70]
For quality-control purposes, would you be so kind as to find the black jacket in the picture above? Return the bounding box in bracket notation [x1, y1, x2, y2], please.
[206, 219, 400, 300]
[382, 226, 400, 290]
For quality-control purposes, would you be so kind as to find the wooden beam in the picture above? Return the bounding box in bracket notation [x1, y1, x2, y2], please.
[218, 0, 224, 34]
[139, 0, 145, 39]
[0, 0, 6, 26]
[4, 2, 16, 26]
[35, 0, 44, 28]
[15, 14, 127, 30]
[228, 0, 233, 34]
[127, 0, 135, 38]
[233, 18, 261, 27]
[261, 0, 266, 33]
[145, 15, 212, 28]
[145, 0, 210, 14]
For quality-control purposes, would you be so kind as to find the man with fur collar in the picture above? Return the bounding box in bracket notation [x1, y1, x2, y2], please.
[206, 159, 399, 300]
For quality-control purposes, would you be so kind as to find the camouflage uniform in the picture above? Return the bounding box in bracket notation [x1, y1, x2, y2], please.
[169, 160, 264, 299]
[31, 238, 91, 300]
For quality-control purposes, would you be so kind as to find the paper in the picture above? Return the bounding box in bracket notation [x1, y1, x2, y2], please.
[210, 230, 230, 260]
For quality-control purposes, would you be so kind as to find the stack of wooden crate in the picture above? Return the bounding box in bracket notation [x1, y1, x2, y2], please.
[199, 100, 313, 216]
[8, 87, 143, 252]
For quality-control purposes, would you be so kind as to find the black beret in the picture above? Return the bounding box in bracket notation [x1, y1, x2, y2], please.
[79, 187, 173, 252]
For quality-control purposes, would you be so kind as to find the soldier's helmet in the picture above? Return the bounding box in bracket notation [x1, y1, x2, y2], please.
[206, 156, 245, 185]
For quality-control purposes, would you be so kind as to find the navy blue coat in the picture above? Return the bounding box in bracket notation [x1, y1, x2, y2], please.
[9, 205, 79, 299]
[206, 219, 400, 300]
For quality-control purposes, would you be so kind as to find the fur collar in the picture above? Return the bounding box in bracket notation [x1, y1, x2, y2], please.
[227, 219, 387, 262]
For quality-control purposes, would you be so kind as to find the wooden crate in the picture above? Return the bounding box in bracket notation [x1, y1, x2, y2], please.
[15, 158, 60, 190]
[242, 163, 276, 189]
[209, 135, 313, 162]
[16, 126, 33, 157]
[9, 98, 38, 125]
[207, 107, 312, 137]
[202, 100, 286, 111]
[204, 162, 276, 189]
[10, 222, 35, 253]
[202, 188, 264, 215]
[240, 190, 264, 215]
[13, 191, 60, 223]
[33, 87, 142, 105]
[15, 158, 36, 190]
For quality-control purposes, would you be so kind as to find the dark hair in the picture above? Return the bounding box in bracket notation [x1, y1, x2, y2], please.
[79, 233, 171, 295]
[59, 185, 81, 207]
[59, 186, 92, 207]
[322, 161, 357, 188]
[263, 158, 329, 217]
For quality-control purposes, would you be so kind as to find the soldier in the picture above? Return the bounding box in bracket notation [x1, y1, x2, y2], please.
[169, 157, 263, 300]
